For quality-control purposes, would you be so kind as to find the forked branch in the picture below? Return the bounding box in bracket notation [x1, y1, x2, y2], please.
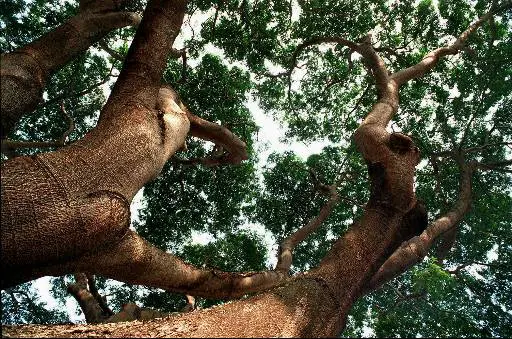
[162, 85, 249, 165]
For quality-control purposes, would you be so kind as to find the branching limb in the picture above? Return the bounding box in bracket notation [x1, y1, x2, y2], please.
[364, 159, 475, 292]
[20, 231, 289, 299]
[162, 85, 248, 165]
[67, 273, 107, 324]
[1, 0, 141, 137]
[473, 159, 512, 172]
[99, 0, 187, 118]
[98, 39, 125, 62]
[376, 287, 426, 316]
[42, 65, 115, 108]
[464, 142, 512, 154]
[447, 261, 506, 275]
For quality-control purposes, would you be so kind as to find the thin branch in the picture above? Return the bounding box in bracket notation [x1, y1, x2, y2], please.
[171, 154, 235, 167]
[429, 156, 450, 210]
[347, 83, 371, 118]
[473, 159, 512, 172]
[86, 275, 114, 317]
[1, 102, 75, 152]
[41, 64, 115, 108]
[458, 112, 477, 151]
[275, 175, 339, 273]
[447, 261, 505, 275]
[464, 142, 512, 154]
[98, 39, 125, 61]
[391, 3, 511, 86]
[7, 291, 20, 314]
[376, 287, 426, 316]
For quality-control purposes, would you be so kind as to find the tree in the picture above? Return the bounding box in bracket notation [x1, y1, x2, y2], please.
[1, 0, 511, 337]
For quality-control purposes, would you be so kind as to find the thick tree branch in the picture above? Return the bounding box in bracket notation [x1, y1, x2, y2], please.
[1, 3, 140, 136]
[7, 231, 289, 299]
[365, 161, 476, 291]
[102, 0, 188, 118]
[287, 36, 359, 75]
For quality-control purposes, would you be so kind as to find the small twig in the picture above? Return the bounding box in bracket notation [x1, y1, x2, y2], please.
[447, 261, 504, 275]
[98, 39, 125, 62]
[464, 142, 512, 154]
[1, 101, 75, 153]
[473, 159, 512, 172]
[40, 64, 115, 109]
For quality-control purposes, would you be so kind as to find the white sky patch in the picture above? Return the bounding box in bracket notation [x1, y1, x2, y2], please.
[249, 96, 330, 163]
[191, 230, 216, 245]
[66, 297, 84, 323]
[130, 187, 146, 227]
[291, 0, 302, 22]
[486, 244, 499, 262]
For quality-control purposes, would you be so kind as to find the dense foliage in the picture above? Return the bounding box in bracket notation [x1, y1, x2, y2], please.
[1, 0, 510, 337]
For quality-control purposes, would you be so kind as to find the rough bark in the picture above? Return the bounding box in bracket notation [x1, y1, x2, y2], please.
[365, 161, 474, 292]
[3, 230, 289, 298]
[0, 0, 141, 137]
[1, 0, 189, 281]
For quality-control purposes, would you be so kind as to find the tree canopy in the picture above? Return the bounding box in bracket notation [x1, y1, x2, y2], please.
[1, 0, 511, 337]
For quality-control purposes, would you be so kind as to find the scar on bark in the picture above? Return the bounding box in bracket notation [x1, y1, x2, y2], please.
[388, 132, 419, 155]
